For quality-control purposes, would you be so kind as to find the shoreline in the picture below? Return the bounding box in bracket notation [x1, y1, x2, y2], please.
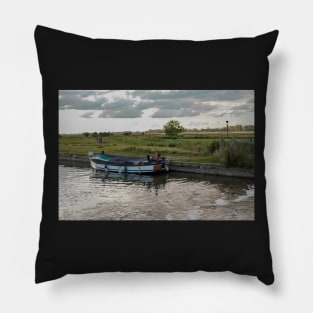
[59, 153, 254, 179]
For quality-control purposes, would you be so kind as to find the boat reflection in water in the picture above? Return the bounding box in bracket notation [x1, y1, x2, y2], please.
[59, 163, 254, 220]
[90, 170, 169, 195]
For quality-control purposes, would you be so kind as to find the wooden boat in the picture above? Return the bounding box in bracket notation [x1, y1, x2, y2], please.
[88, 151, 170, 174]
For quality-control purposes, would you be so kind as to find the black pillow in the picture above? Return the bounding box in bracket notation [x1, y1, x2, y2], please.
[35, 25, 278, 284]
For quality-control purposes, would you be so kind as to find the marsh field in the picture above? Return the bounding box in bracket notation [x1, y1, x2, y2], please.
[59, 131, 255, 167]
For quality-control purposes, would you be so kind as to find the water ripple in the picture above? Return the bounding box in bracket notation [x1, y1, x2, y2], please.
[59, 164, 254, 221]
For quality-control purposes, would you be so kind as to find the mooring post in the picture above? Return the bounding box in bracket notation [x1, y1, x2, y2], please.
[226, 121, 229, 140]
[220, 136, 224, 150]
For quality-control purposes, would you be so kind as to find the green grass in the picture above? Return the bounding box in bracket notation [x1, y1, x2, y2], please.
[59, 132, 255, 167]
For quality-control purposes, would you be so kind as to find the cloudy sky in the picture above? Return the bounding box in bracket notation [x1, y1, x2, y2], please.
[59, 90, 254, 133]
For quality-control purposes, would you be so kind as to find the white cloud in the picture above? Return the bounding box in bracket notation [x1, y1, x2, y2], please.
[59, 90, 254, 133]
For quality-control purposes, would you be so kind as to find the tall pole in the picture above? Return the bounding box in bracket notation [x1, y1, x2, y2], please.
[226, 121, 229, 140]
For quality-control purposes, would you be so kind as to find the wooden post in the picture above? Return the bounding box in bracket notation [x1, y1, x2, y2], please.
[98, 135, 102, 144]
[220, 136, 224, 150]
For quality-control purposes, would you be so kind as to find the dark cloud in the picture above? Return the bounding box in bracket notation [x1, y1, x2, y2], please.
[129, 90, 245, 102]
[233, 102, 254, 111]
[80, 111, 94, 118]
[60, 90, 95, 98]
[103, 98, 134, 109]
[134, 101, 155, 110]
[148, 99, 192, 110]
[98, 108, 141, 118]
[59, 94, 107, 110]
[59, 90, 254, 119]
[152, 108, 201, 118]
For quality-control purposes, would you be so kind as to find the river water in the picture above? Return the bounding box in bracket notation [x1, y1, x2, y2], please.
[59, 163, 254, 221]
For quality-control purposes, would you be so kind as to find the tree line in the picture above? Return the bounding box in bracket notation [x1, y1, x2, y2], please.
[79, 120, 254, 138]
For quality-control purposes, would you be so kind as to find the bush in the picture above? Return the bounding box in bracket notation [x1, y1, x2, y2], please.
[208, 140, 220, 154]
[222, 143, 254, 168]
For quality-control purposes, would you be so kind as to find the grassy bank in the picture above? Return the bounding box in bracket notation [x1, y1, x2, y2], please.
[59, 132, 254, 167]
